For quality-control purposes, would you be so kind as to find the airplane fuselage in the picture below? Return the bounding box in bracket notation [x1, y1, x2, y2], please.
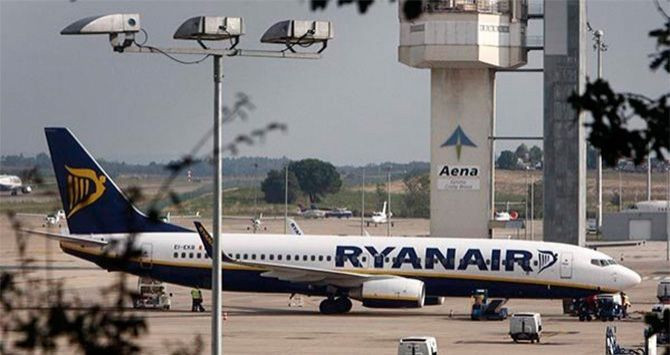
[60, 232, 640, 299]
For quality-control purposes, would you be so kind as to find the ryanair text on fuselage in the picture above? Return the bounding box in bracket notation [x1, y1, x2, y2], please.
[335, 246, 558, 274]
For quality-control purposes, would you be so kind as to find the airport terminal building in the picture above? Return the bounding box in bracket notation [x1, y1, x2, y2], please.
[602, 201, 670, 241]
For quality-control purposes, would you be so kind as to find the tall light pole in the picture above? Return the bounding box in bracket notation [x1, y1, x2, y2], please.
[666, 168, 669, 261]
[284, 164, 288, 235]
[361, 168, 365, 236]
[60, 14, 332, 355]
[593, 29, 606, 232]
[647, 155, 652, 200]
[387, 167, 391, 237]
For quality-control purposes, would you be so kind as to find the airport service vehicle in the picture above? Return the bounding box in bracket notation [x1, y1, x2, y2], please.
[0, 174, 31, 195]
[397, 336, 438, 355]
[471, 289, 508, 321]
[29, 128, 642, 314]
[597, 294, 623, 321]
[133, 277, 171, 310]
[509, 313, 542, 343]
[650, 304, 670, 344]
[658, 280, 670, 303]
[298, 204, 327, 219]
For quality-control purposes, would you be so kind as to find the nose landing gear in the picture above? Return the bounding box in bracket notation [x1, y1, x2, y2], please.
[319, 296, 352, 314]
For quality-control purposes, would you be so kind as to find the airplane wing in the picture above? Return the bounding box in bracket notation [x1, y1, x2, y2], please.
[585, 240, 646, 249]
[193, 222, 391, 288]
[14, 213, 46, 217]
[20, 229, 108, 246]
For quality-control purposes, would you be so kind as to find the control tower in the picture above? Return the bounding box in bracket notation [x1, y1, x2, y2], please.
[398, 0, 529, 238]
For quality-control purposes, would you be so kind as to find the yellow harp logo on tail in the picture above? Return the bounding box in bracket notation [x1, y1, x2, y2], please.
[65, 166, 106, 218]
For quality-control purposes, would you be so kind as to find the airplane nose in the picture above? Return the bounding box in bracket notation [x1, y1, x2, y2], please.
[621, 267, 641, 289]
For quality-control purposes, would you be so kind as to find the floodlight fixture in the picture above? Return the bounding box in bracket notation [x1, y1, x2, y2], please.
[60, 14, 140, 52]
[261, 20, 333, 53]
[174, 16, 244, 49]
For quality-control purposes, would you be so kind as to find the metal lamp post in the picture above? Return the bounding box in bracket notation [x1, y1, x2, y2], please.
[60, 14, 333, 355]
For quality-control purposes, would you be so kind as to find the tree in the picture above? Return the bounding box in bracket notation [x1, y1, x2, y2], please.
[497, 150, 518, 170]
[288, 159, 342, 203]
[529, 145, 543, 166]
[514, 143, 529, 162]
[402, 173, 430, 218]
[261, 169, 300, 204]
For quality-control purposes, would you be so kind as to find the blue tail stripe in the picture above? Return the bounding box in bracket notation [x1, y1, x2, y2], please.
[44, 127, 191, 234]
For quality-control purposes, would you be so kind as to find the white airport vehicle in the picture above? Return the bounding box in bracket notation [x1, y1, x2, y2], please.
[0, 175, 32, 195]
[367, 201, 393, 227]
[397, 336, 438, 355]
[17, 209, 66, 228]
[133, 277, 171, 310]
[25, 128, 642, 315]
[509, 313, 542, 343]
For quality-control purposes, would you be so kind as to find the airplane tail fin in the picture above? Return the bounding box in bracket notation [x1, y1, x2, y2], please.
[194, 221, 233, 262]
[286, 217, 304, 236]
[382, 201, 387, 215]
[44, 127, 190, 234]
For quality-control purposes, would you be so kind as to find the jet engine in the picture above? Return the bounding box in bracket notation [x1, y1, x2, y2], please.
[349, 278, 425, 308]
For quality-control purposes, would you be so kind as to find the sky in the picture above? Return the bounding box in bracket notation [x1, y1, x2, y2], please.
[0, 0, 667, 165]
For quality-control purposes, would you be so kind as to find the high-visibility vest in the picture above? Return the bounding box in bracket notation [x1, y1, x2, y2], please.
[191, 289, 199, 299]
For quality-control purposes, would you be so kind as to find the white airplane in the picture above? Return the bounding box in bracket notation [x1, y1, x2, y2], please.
[367, 201, 393, 227]
[16, 209, 66, 228]
[223, 213, 286, 233]
[26, 128, 641, 314]
[0, 175, 32, 195]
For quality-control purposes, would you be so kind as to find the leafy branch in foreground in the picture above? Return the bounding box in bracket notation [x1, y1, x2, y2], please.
[1, 92, 287, 354]
[569, 4, 669, 166]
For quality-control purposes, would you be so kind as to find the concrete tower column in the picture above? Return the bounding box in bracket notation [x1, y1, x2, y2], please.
[431, 68, 495, 238]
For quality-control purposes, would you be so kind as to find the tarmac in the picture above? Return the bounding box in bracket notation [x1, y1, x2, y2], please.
[1, 214, 669, 354]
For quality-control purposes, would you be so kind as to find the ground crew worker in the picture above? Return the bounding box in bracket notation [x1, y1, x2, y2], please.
[621, 292, 631, 318]
[191, 287, 205, 312]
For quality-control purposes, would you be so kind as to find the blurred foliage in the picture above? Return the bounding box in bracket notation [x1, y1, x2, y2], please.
[261, 168, 301, 204]
[289, 159, 342, 203]
[569, 7, 669, 166]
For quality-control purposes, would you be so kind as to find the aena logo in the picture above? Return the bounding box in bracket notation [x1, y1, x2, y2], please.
[65, 166, 106, 218]
[441, 125, 477, 161]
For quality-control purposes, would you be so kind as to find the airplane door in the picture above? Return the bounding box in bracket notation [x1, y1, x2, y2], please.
[140, 243, 153, 269]
[559, 252, 573, 279]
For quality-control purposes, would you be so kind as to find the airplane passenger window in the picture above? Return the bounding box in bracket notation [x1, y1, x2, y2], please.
[235, 254, 240, 259]
[295, 255, 300, 261]
[197, 253, 201, 259]
[311, 255, 316, 261]
[287, 255, 291, 261]
[182, 252, 186, 258]
[278, 255, 283, 261]
[303, 255, 308, 261]
[261, 254, 265, 260]
[269, 255, 274, 260]
[533, 260, 538, 266]
[318, 256, 323, 261]
[173, 252, 178, 258]
[485, 259, 490, 265]
[385, 257, 390, 263]
[189, 253, 194, 258]
[251, 254, 256, 260]
[326, 256, 332, 262]
[361, 256, 366, 263]
[243, 254, 248, 259]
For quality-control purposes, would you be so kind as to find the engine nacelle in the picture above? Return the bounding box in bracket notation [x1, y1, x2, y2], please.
[349, 278, 425, 308]
[21, 186, 32, 194]
[424, 296, 446, 306]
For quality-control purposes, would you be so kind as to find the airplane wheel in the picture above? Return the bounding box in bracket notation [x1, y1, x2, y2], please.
[319, 299, 337, 314]
[336, 297, 352, 313]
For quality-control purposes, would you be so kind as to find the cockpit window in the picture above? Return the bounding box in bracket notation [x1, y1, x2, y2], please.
[591, 259, 616, 267]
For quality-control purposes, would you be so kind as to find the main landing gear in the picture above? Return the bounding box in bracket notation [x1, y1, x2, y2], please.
[319, 296, 352, 314]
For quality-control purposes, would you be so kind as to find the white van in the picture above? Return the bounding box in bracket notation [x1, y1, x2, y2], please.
[509, 313, 542, 343]
[658, 280, 670, 302]
[397, 336, 438, 355]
